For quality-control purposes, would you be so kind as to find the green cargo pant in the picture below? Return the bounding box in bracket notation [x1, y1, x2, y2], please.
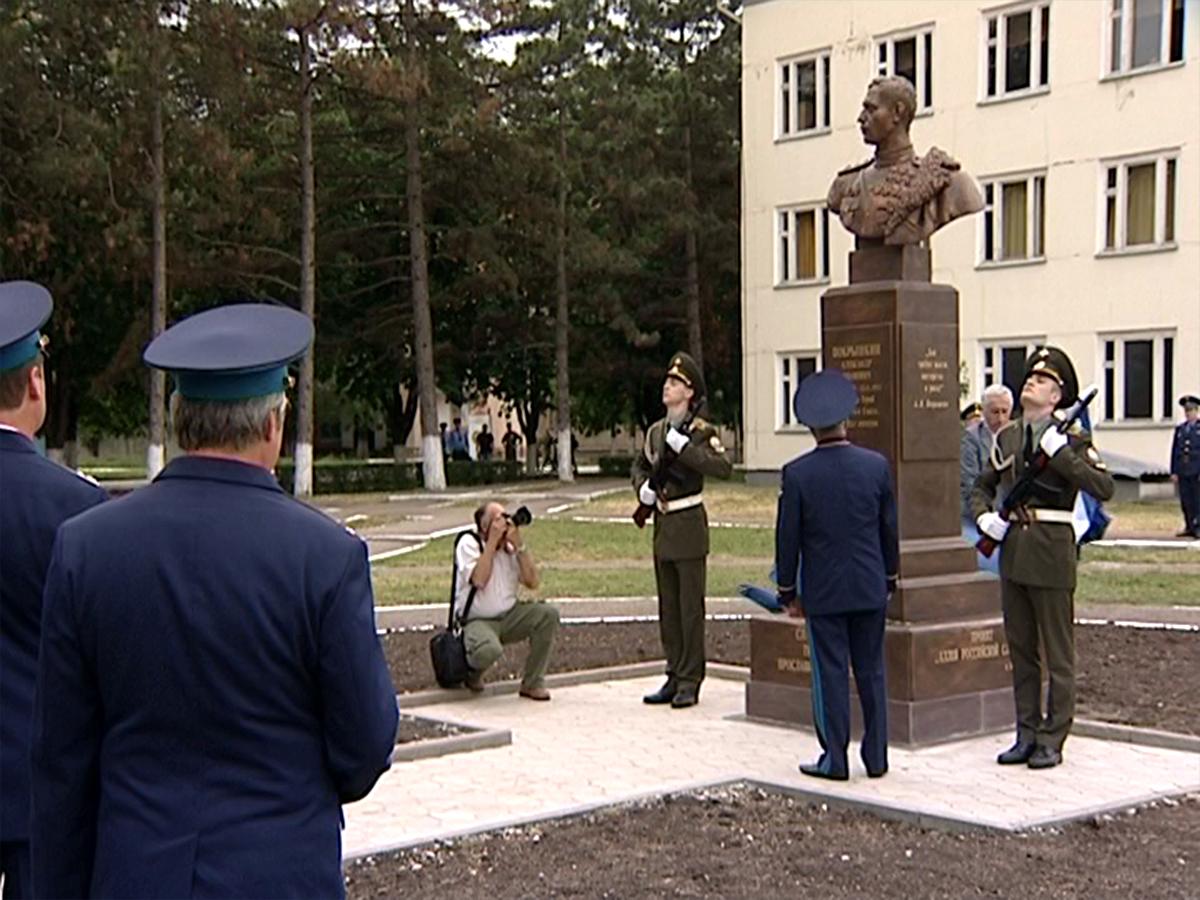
[1001, 579, 1075, 751]
[653, 556, 707, 690]
[464, 602, 561, 690]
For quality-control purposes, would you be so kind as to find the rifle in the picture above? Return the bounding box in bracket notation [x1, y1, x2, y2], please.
[632, 412, 695, 529]
[976, 385, 1098, 559]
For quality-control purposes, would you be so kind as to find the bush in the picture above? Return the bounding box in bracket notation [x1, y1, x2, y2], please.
[598, 455, 636, 477]
[275, 458, 526, 494]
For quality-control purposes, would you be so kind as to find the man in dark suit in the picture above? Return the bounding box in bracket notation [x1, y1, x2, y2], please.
[1170, 394, 1200, 538]
[774, 369, 899, 781]
[31, 304, 398, 899]
[0, 282, 107, 900]
[971, 347, 1114, 769]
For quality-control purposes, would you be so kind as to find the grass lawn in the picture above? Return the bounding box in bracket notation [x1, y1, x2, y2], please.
[1076, 571, 1200, 606]
[581, 482, 780, 524]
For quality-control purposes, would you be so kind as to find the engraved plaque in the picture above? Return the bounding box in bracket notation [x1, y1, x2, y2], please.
[901, 323, 959, 461]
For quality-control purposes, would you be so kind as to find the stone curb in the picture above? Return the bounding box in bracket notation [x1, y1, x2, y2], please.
[390, 726, 511, 764]
[1075, 719, 1200, 753]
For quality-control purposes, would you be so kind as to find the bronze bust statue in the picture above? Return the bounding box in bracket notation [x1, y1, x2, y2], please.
[828, 77, 983, 246]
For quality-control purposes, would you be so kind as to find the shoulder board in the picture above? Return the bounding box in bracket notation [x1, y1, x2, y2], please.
[72, 468, 102, 488]
[690, 417, 709, 431]
[836, 158, 872, 176]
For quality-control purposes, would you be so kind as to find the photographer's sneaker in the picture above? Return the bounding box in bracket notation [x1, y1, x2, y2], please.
[519, 686, 551, 701]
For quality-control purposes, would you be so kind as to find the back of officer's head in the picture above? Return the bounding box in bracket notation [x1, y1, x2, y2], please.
[0, 353, 47, 433]
[171, 391, 287, 456]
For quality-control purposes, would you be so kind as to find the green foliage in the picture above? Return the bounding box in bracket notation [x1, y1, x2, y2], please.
[274, 457, 525, 493]
[598, 455, 635, 477]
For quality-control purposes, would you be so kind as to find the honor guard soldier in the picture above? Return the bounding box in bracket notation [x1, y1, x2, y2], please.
[633, 352, 732, 709]
[30, 304, 399, 899]
[774, 370, 899, 781]
[971, 347, 1114, 770]
[0, 282, 107, 900]
[1170, 394, 1200, 538]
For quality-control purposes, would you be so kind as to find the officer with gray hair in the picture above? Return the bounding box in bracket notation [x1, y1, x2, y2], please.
[961, 383, 1014, 521]
[31, 303, 398, 899]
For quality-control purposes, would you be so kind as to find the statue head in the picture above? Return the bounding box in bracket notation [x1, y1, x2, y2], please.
[858, 76, 916, 146]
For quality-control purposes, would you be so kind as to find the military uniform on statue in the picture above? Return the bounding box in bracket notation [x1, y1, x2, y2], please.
[971, 347, 1115, 770]
[632, 353, 732, 709]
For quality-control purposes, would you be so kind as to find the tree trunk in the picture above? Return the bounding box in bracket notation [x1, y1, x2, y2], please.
[293, 21, 317, 496]
[147, 87, 168, 479]
[683, 119, 703, 371]
[390, 381, 420, 462]
[554, 108, 573, 484]
[404, 0, 445, 491]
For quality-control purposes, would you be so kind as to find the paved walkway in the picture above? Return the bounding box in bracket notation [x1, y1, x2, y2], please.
[342, 674, 1200, 859]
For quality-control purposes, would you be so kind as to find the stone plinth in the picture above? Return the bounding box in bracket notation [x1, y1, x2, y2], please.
[746, 248, 1011, 746]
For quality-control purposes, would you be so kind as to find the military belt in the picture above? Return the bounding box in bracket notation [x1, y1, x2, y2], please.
[657, 493, 703, 514]
[1025, 508, 1074, 524]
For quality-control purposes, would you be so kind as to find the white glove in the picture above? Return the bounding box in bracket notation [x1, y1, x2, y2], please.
[665, 427, 690, 454]
[1039, 427, 1069, 457]
[639, 481, 657, 506]
[976, 511, 1010, 542]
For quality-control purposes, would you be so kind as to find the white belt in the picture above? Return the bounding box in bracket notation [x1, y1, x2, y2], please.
[1027, 508, 1074, 524]
[658, 493, 703, 514]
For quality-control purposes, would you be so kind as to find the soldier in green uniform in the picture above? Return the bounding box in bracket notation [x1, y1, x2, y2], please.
[971, 347, 1115, 769]
[632, 352, 732, 709]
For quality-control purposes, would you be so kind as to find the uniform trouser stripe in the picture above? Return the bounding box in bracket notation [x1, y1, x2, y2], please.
[806, 621, 828, 752]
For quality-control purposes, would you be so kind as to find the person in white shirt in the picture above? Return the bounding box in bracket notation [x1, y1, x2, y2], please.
[455, 501, 559, 700]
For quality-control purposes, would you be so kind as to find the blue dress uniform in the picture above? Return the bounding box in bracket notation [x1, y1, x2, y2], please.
[0, 283, 107, 900]
[30, 305, 399, 899]
[1170, 395, 1200, 538]
[774, 370, 899, 780]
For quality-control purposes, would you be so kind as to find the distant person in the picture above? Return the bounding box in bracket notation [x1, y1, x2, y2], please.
[447, 417, 470, 461]
[502, 423, 522, 463]
[0, 282, 108, 900]
[971, 347, 1114, 771]
[30, 304, 398, 898]
[1171, 394, 1200, 538]
[455, 501, 558, 699]
[439, 421, 449, 461]
[960, 402, 982, 428]
[476, 424, 495, 462]
[774, 369, 898, 781]
[961, 385, 1014, 521]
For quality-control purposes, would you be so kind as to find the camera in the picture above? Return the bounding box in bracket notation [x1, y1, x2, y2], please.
[504, 506, 533, 528]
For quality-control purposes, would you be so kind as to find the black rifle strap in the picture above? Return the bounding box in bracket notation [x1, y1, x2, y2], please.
[449, 530, 482, 631]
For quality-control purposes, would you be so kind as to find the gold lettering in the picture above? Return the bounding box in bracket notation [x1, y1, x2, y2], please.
[969, 629, 994, 643]
[777, 657, 811, 674]
[831, 343, 881, 360]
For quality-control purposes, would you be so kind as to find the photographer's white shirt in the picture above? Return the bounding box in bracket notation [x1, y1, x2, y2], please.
[454, 535, 520, 620]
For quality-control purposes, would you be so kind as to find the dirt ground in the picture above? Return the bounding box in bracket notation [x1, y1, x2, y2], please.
[385, 621, 1198, 735]
[344, 784, 1200, 899]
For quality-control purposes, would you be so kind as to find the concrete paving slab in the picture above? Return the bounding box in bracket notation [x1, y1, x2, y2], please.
[343, 674, 1200, 860]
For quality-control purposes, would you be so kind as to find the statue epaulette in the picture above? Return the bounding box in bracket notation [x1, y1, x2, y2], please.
[836, 158, 872, 177]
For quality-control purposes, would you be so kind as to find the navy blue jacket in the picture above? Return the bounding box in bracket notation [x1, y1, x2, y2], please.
[31, 456, 398, 899]
[1171, 420, 1199, 478]
[775, 441, 899, 616]
[0, 428, 107, 843]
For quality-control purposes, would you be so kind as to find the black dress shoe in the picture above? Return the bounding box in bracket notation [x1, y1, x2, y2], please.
[799, 762, 848, 781]
[670, 686, 699, 708]
[866, 767, 888, 779]
[643, 681, 677, 705]
[996, 740, 1036, 765]
[1027, 746, 1062, 769]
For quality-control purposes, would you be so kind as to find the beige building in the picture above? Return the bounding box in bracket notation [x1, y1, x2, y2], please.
[741, 0, 1199, 477]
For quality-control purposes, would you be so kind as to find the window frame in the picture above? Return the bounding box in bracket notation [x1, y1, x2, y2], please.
[1104, 0, 1187, 78]
[978, 170, 1047, 266]
[776, 48, 832, 141]
[1096, 150, 1179, 256]
[980, 1, 1052, 103]
[777, 351, 821, 432]
[1098, 330, 1177, 423]
[775, 203, 831, 287]
[874, 25, 935, 115]
[979, 338, 1044, 401]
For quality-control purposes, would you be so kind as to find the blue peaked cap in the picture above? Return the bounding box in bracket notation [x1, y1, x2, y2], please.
[793, 368, 859, 429]
[143, 303, 313, 401]
[0, 281, 52, 372]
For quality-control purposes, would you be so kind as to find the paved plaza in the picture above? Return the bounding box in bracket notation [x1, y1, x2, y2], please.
[343, 673, 1200, 860]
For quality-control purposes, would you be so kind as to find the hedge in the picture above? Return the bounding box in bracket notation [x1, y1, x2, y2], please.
[275, 458, 525, 494]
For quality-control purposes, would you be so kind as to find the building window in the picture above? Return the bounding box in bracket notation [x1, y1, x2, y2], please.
[983, 2, 1050, 98]
[876, 27, 934, 112]
[779, 353, 819, 429]
[778, 50, 831, 138]
[1108, 0, 1186, 74]
[1101, 332, 1176, 421]
[980, 173, 1045, 263]
[776, 204, 830, 285]
[981, 339, 1043, 401]
[1100, 153, 1178, 252]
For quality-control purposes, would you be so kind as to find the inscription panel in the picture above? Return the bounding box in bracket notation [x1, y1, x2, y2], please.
[900, 323, 959, 461]
[823, 324, 895, 461]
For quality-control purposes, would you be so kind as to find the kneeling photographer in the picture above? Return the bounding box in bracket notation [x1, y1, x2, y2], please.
[454, 501, 560, 700]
